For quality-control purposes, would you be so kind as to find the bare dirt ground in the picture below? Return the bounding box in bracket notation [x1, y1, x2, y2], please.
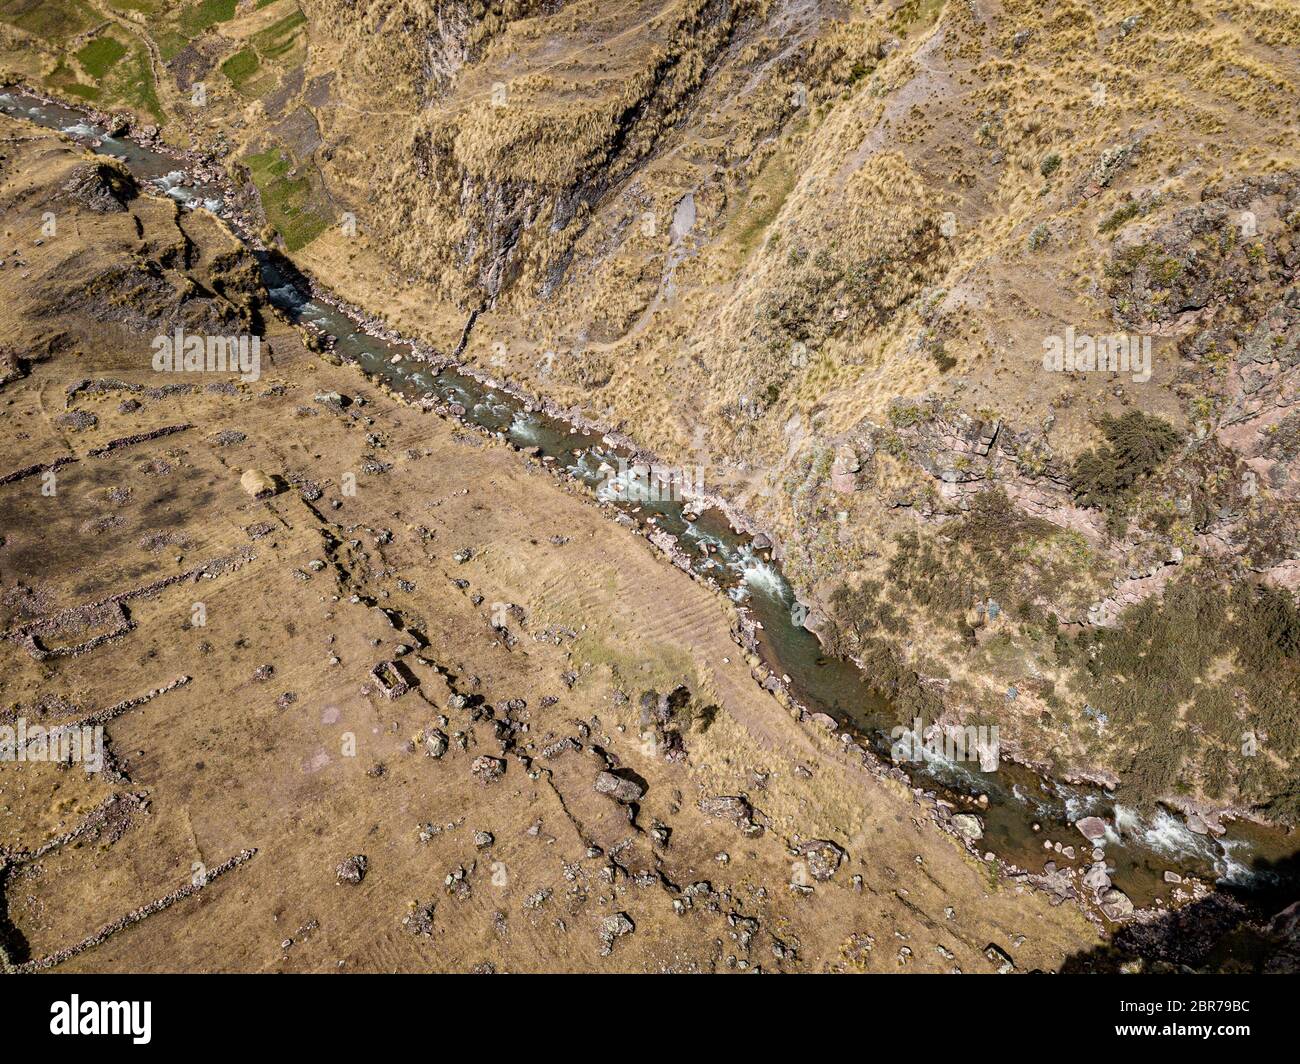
[0, 120, 1100, 972]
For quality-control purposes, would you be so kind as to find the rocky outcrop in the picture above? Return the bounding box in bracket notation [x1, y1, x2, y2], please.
[62, 162, 137, 213]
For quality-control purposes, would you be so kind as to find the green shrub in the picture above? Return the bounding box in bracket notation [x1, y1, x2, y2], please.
[1070, 411, 1181, 517]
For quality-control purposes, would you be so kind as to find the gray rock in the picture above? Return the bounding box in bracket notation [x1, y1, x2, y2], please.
[1075, 816, 1108, 842]
[1083, 862, 1112, 892]
[800, 839, 846, 881]
[470, 755, 506, 783]
[699, 794, 764, 836]
[336, 854, 367, 885]
[1100, 888, 1134, 920]
[594, 770, 645, 803]
[599, 911, 635, 955]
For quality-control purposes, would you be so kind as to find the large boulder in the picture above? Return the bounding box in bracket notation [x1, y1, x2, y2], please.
[1075, 816, 1108, 842]
[1100, 888, 1134, 920]
[594, 770, 645, 803]
[699, 794, 763, 836]
[470, 755, 506, 783]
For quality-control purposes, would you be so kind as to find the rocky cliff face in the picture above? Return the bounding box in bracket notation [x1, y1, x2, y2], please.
[305, 0, 761, 307]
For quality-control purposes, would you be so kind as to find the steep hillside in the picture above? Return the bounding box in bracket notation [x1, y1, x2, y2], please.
[5, 0, 1300, 822]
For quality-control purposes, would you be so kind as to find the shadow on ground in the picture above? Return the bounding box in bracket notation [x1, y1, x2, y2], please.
[1059, 850, 1300, 974]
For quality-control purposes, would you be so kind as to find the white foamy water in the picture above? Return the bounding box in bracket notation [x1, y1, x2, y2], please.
[1138, 809, 1215, 859]
[1215, 838, 1254, 884]
[60, 121, 100, 138]
[892, 730, 989, 791]
[680, 521, 729, 555]
[1012, 782, 1062, 818]
[740, 559, 786, 599]
[726, 544, 788, 601]
[1059, 786, 1105, 822]
[920, 749, 986, 790]
[594, 464, 678, 505]
[1106, 805, 1256, 884]
[565, 449, 612, 485]
[509, 411, 541, 444]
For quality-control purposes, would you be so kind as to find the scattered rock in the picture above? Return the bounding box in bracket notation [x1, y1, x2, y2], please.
[403, 901, 436, 936]
[470, 755, 506, 783]
[336, 854, 368, 885]
[1083, 862, 1113, 892]
[599, 912, 635, 955]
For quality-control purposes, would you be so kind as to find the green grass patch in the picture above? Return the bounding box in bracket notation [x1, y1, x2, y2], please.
[124, 43, 165, 123]
[2, 0, 96, 40]
[176, 0, 237, 37]
[76, 35, 128, 78]
[221, 47, 261, 89]
[730, 150, 796, 260]
[155, 30, 191, 61]
[246, 147, 329, 251]
[47, 57, 101, 101]
[77, 42, 164, 124]
[251, 7, 306, 59]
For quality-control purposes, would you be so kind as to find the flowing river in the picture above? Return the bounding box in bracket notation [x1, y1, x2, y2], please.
[5, 87, 1297, 918]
